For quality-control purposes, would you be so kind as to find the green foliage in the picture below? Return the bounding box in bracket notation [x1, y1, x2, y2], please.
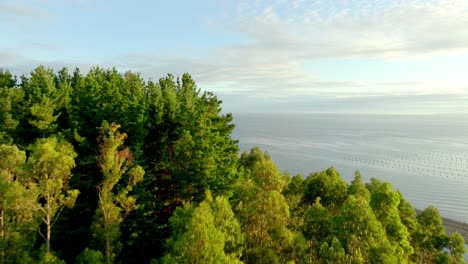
[75, 248, 105, 264]
[303, 198, 331, 246]
[367, 178, 413, 261]
[162, 192, 243, 263]
[38, 251, 66, 264]
[151, 73, 238, 200]
[296, 168, 454, 263]
[238, 147, 285, 192]
[234, 148, 295, 263]
[449, 233, 466, 264]
[0, 69, 16, 88]
[70, 67, 147, 152]
[27, 137, 79, 254]
[24, 66, 62, 137]
[304, 166, 348, 209]
[348, 171, 370, 201]
[413, 206, 451, 263]
[0, 87, 23, 144]
[335, 194, 396, 262]
[282, 173, 306, 231]
[209, 194, 245, 258]
[0, 144, 36, 263]
[0, 66, 463, 263]
[318, 237, 346, 264]
[129, 72, 238, 261]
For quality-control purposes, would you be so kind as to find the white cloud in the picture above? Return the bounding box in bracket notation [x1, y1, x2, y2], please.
[165, 0, 468, 101]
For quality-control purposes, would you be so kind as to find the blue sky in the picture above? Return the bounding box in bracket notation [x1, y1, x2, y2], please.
[1, 0, 468, 114]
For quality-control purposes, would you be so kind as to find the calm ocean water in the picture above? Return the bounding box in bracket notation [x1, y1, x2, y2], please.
[232, 113, 468, 223]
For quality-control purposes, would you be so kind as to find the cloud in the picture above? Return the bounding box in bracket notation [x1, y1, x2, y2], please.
[230, 0, 468, 59]
[0, 0, 54, 22]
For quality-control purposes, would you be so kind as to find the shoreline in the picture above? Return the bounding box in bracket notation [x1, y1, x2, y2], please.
[441, 216, 468, 242]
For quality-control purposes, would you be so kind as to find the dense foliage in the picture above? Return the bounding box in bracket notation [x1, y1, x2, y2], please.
[0, 67, 465, 263]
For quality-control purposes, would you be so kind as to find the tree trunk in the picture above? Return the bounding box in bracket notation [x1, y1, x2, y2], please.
[106, 234, 111, 264]
[46, 215, 51, 254]
[1, 210, 5, 264]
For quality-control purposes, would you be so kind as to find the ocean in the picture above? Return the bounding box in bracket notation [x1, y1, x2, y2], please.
[232, 113, 468, 223]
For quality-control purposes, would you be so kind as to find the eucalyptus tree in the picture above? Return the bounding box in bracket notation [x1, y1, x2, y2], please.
[367, 178, 413, 261]
[414, 206, 450, 263]
[234, 148, 295, 263]
[448, 232, 466, 264]
[334, 194, 397, 263]
[0, 144, 36, 263]
[26, 137, 79, 254]
[303, 167, 348, 210]
[162, 192, 243, 263]
[302, 198, 331, 261]
[92, 122, 144, 264]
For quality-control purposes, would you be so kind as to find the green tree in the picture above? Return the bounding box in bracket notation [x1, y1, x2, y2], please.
[66, 68, 148, 262]
[26, 137, 79, 254]
[209, 194, 244, 258]
[282, 173, 306, 231]
[414, 206, 450, 263]
[302, 198, 331, 260]
[23, 66, 61, 138]
[367, 178, 413, 261]
[129, 73, 238, 261]
[0, 87, 23, 144]
[0, 144, 36, 263]
[156, 73, 238, 201]
[75, 248, 105, 264]
[0, 69, 16, 88]
[234, 148, 294, 263]
[162, 192, 243, 263]
[448, 232, 466, 264]
[348, 171, 370, 201]
[304, 167, 348, 210]
[92, 122, 144, 264]
[334, 195, 396, 263]
[318, 237, 346, 264]
[54, 67, 74, 133]
[70, 67, 147, 151]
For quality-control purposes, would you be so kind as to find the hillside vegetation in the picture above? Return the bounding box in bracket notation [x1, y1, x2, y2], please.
[0, 67, 465, 263]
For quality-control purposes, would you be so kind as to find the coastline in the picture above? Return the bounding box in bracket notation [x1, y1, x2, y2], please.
[442, 216, 468, 242]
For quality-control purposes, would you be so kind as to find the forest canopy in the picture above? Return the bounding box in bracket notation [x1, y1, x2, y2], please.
[0, 66, 465, 263]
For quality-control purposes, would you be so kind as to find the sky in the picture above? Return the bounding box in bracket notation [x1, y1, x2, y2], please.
[1, 0, 468, 114]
